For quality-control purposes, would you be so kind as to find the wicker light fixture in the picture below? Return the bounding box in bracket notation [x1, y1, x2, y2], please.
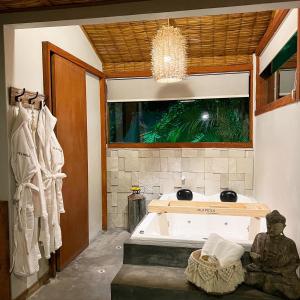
[152, 22, 187, 83]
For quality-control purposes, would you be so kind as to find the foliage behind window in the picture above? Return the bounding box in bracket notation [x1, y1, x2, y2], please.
[108, 98, 249, 143]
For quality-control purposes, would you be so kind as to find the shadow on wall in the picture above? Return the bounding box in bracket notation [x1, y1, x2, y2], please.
[156, 81, 194, 99]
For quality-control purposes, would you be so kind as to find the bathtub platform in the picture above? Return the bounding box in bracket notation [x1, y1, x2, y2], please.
[111, 239, 285, 300]
[112, 264, 284, 300]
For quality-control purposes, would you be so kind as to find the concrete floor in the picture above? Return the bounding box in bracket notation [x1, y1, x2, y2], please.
[30, 229, 130, 300]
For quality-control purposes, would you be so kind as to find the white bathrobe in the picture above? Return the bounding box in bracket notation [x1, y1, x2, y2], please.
[36, 106, 66, 257]
[10, 104, 49, 277]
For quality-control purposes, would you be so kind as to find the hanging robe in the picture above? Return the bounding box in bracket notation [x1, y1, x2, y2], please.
[10, 104, 49, 277]
[36, 105, 66, 257]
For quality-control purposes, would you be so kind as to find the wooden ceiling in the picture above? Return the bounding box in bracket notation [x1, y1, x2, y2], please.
[0, 0, 144, 13]
[83, 11, 274, 73]
[0, 2, 274, 74]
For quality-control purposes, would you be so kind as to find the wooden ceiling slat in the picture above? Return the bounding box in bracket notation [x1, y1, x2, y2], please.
[83, 11, 273, 73]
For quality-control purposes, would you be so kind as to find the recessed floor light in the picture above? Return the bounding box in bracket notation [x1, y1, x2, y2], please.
[98, 269, 106, 274]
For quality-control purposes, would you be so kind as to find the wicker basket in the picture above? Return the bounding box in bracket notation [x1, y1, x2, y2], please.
[185, 250, 245, 295]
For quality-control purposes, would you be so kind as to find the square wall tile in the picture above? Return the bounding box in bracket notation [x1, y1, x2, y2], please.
[182, 149, 198, 157]
[139, 158, 161, 172]
[125, 157, 139, 171]
[167, 157, 182, 172]
[212, 158, 228, 173]
[236, 158, 253, 173]
[182, 158, 204, 172]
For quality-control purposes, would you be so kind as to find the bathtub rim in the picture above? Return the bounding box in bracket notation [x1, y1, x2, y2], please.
[131, 212, 262, 251]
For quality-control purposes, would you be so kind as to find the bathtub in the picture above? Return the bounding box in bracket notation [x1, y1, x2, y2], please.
[131, 193, 267, 247]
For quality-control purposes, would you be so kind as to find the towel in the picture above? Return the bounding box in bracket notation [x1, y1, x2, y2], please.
[201, 233, 245, 267]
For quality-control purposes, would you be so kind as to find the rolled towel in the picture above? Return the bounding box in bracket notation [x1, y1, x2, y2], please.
[201, 233, 222, 257]
[201, 233, 245, 267]
[214, 238, 245, 267]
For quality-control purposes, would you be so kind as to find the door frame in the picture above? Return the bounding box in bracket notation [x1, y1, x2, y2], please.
[42, 41, 108, 275]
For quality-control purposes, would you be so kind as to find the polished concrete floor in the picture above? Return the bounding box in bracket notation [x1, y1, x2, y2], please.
[30, 230, 130, 300]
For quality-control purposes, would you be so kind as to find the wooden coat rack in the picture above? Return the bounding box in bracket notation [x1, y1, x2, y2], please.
[9, 87, 46, 109]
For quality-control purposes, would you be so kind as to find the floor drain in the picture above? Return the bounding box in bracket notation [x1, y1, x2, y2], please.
[98, 269, 106, 274]
[115, 245, 122, 249]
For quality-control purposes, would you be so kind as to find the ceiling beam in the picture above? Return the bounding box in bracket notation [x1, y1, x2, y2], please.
[255, 9, 290, 56]
[105, 63, 253, 78]
[0, 0, 299, 26]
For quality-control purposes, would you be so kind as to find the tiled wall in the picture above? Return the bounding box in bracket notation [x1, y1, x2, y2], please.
[107, 148, 254, 228]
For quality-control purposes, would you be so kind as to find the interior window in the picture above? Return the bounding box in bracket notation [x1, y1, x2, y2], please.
[260, 33, 297, 104]
[108, 98, 250, 143]
[278, 53, 297, 98]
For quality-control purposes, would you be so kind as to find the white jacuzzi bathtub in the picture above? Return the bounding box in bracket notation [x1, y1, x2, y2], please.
[131, 193, 267, 247]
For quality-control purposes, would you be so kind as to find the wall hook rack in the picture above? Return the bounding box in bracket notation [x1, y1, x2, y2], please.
[9, 87, 46, 109]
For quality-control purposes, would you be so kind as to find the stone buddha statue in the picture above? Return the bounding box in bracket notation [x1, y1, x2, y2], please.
[245, 210, 300, 299]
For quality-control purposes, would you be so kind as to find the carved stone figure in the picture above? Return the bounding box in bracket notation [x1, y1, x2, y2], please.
[245, 210, 300, 299]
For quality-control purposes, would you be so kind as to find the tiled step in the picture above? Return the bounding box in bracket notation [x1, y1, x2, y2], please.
[123, 239, 251, 268]
[111, 264, 284, 300]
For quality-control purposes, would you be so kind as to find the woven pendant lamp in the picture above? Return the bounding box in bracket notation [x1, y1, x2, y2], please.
[151, 21, 187, 83]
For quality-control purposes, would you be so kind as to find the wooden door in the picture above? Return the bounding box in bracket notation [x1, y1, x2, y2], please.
[51, 54, 89, 270]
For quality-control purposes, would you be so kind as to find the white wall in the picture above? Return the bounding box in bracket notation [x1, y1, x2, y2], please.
[9, 26, 101, 91]
[255, 9, 300, 253]
[86, 73, 102, 242]
[255, 103, 300, 252]
[4, 25, 102, 299]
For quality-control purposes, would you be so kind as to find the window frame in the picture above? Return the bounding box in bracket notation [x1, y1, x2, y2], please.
[105, 64, 253, 149]
[255, 9, 300, 116]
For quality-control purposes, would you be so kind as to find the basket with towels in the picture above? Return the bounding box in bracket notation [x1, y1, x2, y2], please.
[185, 233, 245, 295]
